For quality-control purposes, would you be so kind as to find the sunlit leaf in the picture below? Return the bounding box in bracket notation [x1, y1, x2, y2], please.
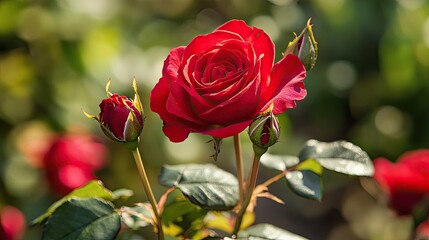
[159, 164, 239, 210]
[205, 211, 254, 233]
[32, 180, 131, 225]
[119, 205, 153, 230]
[112, 188, 134, 200]
[299, 140, 373, 176]
[286, 170, 322, 201]
[238, 223, 308, 240]
[42, 198, 120, 240]
[295, 159, 323, 175]
[260, 153, 299, 171]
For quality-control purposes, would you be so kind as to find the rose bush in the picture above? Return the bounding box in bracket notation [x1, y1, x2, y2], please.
[43, 134, 107, 195]
[374, 149, 429, 215]
[150, 19, 307, 142]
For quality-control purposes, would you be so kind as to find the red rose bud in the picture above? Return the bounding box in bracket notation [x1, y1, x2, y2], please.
[285, 18, 318, 71]
[85, 79, 144, 144]
[248, 111, 280, 155]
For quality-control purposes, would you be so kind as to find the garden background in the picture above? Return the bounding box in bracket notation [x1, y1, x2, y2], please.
[1, 0, 428, 239]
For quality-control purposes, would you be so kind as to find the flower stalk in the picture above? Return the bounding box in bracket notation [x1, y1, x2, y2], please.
[131, 147, 164, 240]
[233, 134, 245, 202]
[232, 152, 262, 235]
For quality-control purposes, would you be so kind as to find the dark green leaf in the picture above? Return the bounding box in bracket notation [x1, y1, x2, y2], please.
[42, 198, 121, 240]
[260, 154, 299, 171]
[159, 164, 239, 210]
[298, 140, 373, 176]
[32, 180, 131, 225]
[119, 205, 152, 230]
[238, 224, 308, 240]
[286, 169, 322, 201]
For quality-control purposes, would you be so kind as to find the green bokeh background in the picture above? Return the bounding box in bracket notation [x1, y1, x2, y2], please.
[1, 0, 428, 239]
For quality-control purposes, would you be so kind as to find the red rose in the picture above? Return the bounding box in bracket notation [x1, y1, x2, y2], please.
[0, 206, 25, 240]
[43, 134, 107, 195]
[150, 20, 306, 142]
[374, 150, 429, 215]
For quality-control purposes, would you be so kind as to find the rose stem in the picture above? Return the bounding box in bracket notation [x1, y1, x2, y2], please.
[131, 148, 164, 240]
[232, 152, 261, 236]
[233, 134, 245, 202]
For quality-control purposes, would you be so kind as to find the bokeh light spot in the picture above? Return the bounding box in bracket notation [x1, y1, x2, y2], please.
[327, 61, 357, 91]
[423, 17, 429, 49]
[374, 106, 405, 137]
[164, 134, 205, 163]
[251, 16, 280, 42]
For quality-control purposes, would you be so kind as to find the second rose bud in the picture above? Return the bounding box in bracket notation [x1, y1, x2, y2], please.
[248, 111, 280, 155]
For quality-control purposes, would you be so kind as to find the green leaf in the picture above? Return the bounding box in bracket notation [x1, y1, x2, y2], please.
[162, 198, 204, 225]
[119, 205, 152, 230]
[112, 188, 134, 199]
[260, 153, 299, 171]
[159, 164, 239, 210]
[295, 159, 323, 175]
[42, 198, 121, 240]
[32, 180, 132, 225]
[286, 169, 322, 201]
[238, 224, 308, 240]
[161, 197, 208, 238]
[298, 140, 373, 176]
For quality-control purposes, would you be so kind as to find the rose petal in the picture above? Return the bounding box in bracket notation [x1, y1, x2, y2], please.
[263, 54, 306, 114]
[162, 123, 191, 143]
[216, 20, 274, 84]
[198, 77, 259, 125]
[201, 120, 253, 138]
[182, 30, 242, 62]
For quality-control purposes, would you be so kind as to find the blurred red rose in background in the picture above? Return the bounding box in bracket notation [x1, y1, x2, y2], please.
[374, 149, 429, 215]
[416, 220, 429, 240]
[42, 133, 107, 195]
[150, 19, 306, 142]
[0, 206, 25, 240]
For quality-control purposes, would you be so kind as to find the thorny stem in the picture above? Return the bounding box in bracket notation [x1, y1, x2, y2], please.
[233, 134, 245, 202]
[131, 148, 164, 240]
[233, 153, 262, 236]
